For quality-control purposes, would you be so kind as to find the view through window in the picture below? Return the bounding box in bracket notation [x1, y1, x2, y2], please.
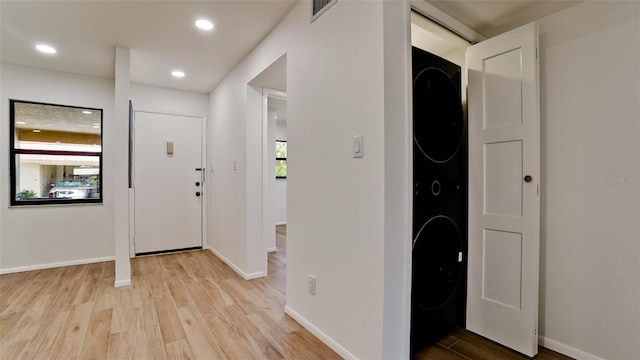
[276, 140, 287, 178]
[10, 100, 103, 205]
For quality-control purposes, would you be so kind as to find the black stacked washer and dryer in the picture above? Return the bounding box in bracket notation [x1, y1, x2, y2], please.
[411, 46, 468, 352]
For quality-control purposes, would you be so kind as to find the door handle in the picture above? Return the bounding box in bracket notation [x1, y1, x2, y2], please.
[195, 182, 200, 187]
[524, 175, 533, 183]
[195, 192, 201, 197]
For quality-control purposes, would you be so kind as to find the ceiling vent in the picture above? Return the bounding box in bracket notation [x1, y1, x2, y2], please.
[311, 0, 337, 23]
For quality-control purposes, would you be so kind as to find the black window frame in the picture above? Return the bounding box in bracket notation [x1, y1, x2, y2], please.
[276, 140, 287, 179]
[9, 99, 104, 206]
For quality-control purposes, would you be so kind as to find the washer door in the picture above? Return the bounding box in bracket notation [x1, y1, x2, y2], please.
[413, 68, 463, 163]
[412, 215, 464, 310]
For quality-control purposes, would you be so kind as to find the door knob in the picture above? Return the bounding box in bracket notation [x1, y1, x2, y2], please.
[524, 175, 533, 183]
[195, 192, 201, 197]
[195, 182, 200, 187]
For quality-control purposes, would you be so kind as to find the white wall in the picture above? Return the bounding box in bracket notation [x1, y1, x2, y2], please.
[381, 1, 413, 357]
[0, 63, 115, 272]
[275, 119, 287, 225]
[113, 47, 131, 286]
[208, 1, 386, 358]
[130, 83, 209, 116]
[0, 67, 209, 275]
[537, 2, 640, 359]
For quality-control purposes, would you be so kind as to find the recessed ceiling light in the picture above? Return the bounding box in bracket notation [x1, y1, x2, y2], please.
[33, 129, 41, 133]
[92, 125, 100, 129]
[35, 44, 56, 54]
[82, 110, 92, 114]
[195, 19, 214, 31]
[16, 121, 26, 125]
[172, 70, 185, 78]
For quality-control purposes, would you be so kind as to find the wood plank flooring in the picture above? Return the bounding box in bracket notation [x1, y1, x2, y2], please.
[413, 328, 574, 360]
[0, 225, 339, 359]
[1, 225, 573, 359]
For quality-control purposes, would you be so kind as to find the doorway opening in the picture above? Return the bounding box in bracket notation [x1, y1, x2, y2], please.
[264, 91, 288, 321]
[410, 9, 471, 355]
[265, 90, 288, 256]
[262, 89, 287, 297]
[246, 53, 287, 281]
[410, 8, 542, 358]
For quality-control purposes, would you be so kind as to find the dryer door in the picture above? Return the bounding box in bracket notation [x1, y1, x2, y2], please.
[412, 215, 464, 312]
[413, 67, 463, 164]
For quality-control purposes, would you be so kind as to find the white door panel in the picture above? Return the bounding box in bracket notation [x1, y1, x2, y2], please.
[134, 112, 203, 254]
[467, 23, 540, 357]
[484, 140, 523, 217]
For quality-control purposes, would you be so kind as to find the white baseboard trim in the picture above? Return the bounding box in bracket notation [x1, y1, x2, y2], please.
[244, 271, 265, 280]
[114, 279, 132, 288]
[267, 247, 277, 253]
[0, 256, 115, 275]
[275, 221, 287, 226]
[206, 245, 265, 280]
[284, 305, 357, 360]
[539, 336, 605, 360]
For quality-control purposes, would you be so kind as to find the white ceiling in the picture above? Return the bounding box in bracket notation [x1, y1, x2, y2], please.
[0, 0, 297, 94]
[426, 0, 582, 39]
[1, 1, 582, 95]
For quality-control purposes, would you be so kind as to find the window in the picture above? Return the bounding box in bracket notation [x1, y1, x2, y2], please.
[276, 140, 287, 178]
[10, 100, 103, 206]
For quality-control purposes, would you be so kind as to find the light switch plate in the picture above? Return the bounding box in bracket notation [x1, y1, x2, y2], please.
[308, 275, 316, 295]
[353, 135, 363, 158]
[167, 141, 174, 155]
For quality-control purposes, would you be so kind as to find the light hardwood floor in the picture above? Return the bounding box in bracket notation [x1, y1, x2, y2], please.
[2, 226, 573, 360]
[0, 225, 340, 359]
[413, 328, 574, 360]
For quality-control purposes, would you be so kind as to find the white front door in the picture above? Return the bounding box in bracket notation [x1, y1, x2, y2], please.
[466, 23, 540, 357]
[134, 112, 204, 254]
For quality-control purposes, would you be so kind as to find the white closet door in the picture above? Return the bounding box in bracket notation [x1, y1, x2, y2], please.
[467, 22, 540, 357]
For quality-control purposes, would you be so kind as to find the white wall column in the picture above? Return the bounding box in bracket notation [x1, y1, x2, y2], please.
[382, 0, 412, 358]
[114, 46, 131, 287]
[246, 85, 265, 278]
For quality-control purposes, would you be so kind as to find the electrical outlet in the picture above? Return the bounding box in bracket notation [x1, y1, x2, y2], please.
[308, 275, 316, 295]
